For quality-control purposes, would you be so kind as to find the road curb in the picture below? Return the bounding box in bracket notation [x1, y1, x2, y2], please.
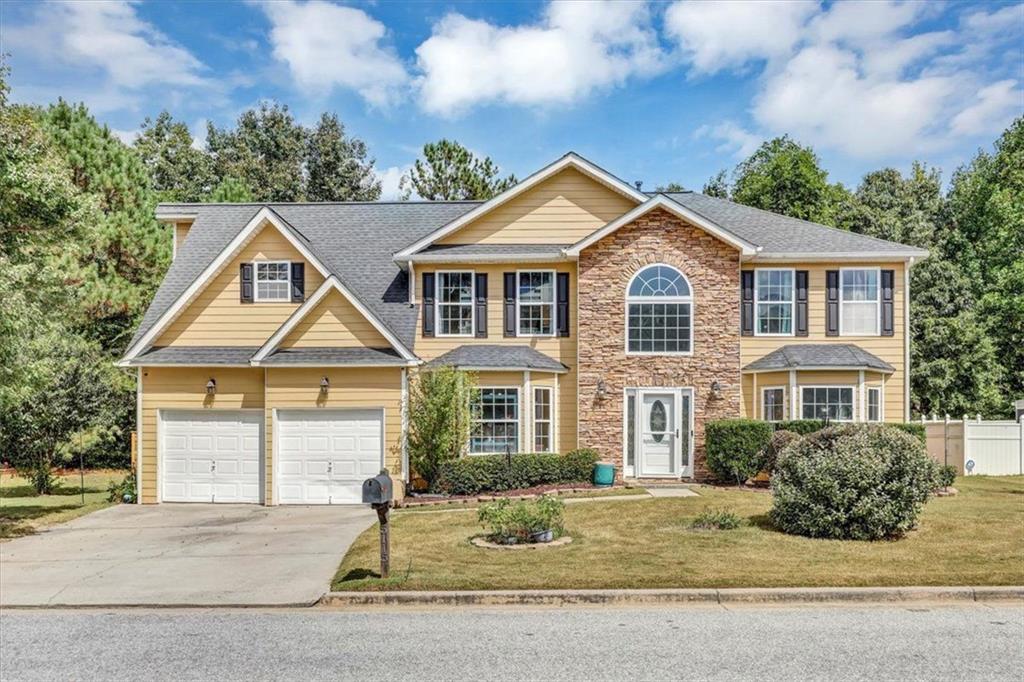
[319, 586, 1024, 608]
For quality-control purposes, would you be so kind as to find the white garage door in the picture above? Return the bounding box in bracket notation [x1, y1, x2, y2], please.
[277, 409, 383, 504]
[161, 410, 262, 503]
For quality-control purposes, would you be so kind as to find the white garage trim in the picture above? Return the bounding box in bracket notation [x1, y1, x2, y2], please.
[273, 407, 386, 505]
[158, 409, 264, 504]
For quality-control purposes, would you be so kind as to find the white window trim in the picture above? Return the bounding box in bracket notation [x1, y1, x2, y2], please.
[866, 386, 883, 422]
[516, 269, 557, 337]
[435, 270, 475, 338]
[761, 386, 786, 422]
[533, 386, 554, 452]
[754, 268, 795, 337]
[838, 266, 882, 337]
[624, 263, 695, 357]
[469, 386, 521, 455]
[253, 260, 292, 302]
[799, 384, 857, 422]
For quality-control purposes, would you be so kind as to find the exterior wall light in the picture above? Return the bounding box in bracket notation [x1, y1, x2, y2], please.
[206, 378, 216, 395]
[596, 377, 607, 400]
[320, 376, 330, 394]
[710, 380, 722, 399]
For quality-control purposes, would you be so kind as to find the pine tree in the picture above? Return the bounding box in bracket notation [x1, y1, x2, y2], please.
[306, 113, 381, 201]
[206, 176, 254, 202]
[400, 139, 517, 200]
[134, 111, 214, 202]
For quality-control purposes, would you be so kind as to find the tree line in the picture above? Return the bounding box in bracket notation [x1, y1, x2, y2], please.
[1, 59, 1020, 491]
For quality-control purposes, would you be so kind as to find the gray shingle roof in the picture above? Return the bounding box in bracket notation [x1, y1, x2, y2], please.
[410, 243, 568, 262]
[425, 345, 568, 373]
[662, 193, 929, 258]
[743, 344, 895, 373]
[134, 346, 259, 365]
[259, 347, 408, 365]
[130, 202, 478, 353]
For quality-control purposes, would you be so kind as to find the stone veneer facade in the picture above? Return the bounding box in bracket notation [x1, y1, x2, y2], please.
[576, 208, 742, 480]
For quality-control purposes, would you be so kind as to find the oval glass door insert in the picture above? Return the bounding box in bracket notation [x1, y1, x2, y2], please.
[650, 400, 667, 443]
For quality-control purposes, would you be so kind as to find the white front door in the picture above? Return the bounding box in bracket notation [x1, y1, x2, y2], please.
[639, 391, 677, 477]
[276, 409, 383, 504]
[161, 410, 262, 503]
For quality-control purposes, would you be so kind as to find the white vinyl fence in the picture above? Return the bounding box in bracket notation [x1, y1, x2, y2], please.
[922, 415, 1024, 476]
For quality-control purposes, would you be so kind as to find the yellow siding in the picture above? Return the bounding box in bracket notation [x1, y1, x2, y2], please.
[740, 262, 906, 422]
[155, 225, 325, 346]
[265, 367, 404, 503]
[742, 371, 790, 420]
[436, 167, 636, 245]
[280, 289, 389, 349]
[139, 367, 265, 504]
[414, 262, 578, 451]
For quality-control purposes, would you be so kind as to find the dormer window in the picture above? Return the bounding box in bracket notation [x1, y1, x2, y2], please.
[255, 261, 291, 302]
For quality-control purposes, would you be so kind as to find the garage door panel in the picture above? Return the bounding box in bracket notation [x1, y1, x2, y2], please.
[161, 410, 262, 504]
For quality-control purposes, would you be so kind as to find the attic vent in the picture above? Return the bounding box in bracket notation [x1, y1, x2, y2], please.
[634, 180, 643, 191]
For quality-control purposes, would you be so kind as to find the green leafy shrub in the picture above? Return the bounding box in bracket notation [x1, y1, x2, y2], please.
[759, 430, 801, 474]
[434, 449, 599, 495]
[406, 367, 477, 487]
[772, 420, 826, 435]
[936, 464, 957, 488]
[890, 422, 927, 445]
[106, 471, 137, 503]
[770, 424, 937, 540]
[478, 496, 565, 542]
[705, 419, 773, 485]
[691, 507, 742, 531]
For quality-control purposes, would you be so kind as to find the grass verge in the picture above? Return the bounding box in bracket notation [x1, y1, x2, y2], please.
[0, 470, 128, 540]
[333, 476, 1023, 591]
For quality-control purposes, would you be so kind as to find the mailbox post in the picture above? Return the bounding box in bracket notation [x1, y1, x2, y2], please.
[361, 469, 393, 579]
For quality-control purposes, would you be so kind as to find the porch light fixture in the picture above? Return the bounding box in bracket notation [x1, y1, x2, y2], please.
[710, 380, 722, 399]
[596, 377, 607, 400]
[205, 378, 217, 395]
[320, 376, 330, 394]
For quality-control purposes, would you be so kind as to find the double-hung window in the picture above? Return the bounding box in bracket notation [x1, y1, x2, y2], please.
[801, 386, 854, 421]
[755, 269, 794, 335]
[867, 387, 882, 422]
[255, 261, 290, 301]
[436, 271, 474, 336]
[626, 265, 693, 354]
[533, 387, 553, 452]
[470, 388, 519, 454]
[840, 268, 880, 335]
[762, 387, 785, 422]
[517, 271, 555, 336]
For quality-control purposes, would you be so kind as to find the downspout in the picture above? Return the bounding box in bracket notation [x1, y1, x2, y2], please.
[135, 367, 143, 504]
[904, 258, 913, 421]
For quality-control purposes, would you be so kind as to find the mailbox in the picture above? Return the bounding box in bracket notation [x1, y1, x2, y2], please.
[362, 471, 393, 505]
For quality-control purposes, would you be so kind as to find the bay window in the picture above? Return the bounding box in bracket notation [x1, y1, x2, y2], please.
[867, 387, 882, 422]
[470, 388, 519, 454]
[533, 387, 553, 452]
[801, 386, 854, 421]
[762, 387, 785, 422]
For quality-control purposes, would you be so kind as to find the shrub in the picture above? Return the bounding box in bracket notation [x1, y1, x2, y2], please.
[759, 430, 801, 474]
[770, 424, 938, 540]
[890, 422, 927, 445]
[691, 507, 742, 531]
[406, 367, 476, 487]
[434, 449, 600, 496]
[936, 464, 957, 488]
[772, 420, 827, 435]
[705, 419, 773, 485]
[106, 471, 137, 503]
[478, 496, 565, 542]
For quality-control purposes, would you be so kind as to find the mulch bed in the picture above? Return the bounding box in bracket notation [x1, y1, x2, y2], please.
[400, 483, 623, 508]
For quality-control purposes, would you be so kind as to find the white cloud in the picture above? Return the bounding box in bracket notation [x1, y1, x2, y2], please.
[110, 128, 140, 144]
[664, 0, 816, 74]
[258, 0, 409, 106]
[695, 122, 761, 159]
[191, 119, 209, 151]
[378, 165, 412, 201]
[415, 1, 667, 116]
[949, 80, 1022, 137]
[6, 1, 208, 89]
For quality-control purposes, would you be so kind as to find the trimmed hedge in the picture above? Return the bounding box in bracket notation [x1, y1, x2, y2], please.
[705, 419, 773, 485]
[433, 449, 600, 496]
[759, 430, 801, 474]
[770, 424, 937, 540]
[772, 419, 927, 444]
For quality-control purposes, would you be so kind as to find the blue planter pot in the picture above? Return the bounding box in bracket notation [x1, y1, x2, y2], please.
[593, 463, 615, 487]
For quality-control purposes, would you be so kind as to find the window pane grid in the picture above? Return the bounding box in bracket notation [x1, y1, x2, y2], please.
[437, 272, 473, 335]
[628, 303, 691, 353]
[518, 271, 554, 335]
[762, 388, 785, 422]
[756, 270, 793, 334]
[801, 387, 854, 421]
[841, 269, 879, 335]
[471, 388, 519, 453]
[867, 388, 881, 422]
[533, 387, 552, 452]
[255, 262, 290, 301]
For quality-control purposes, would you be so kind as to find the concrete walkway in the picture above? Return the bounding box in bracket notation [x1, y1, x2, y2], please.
[0, 504, 374, 607]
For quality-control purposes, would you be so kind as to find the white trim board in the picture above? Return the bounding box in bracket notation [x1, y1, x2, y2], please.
[393, 153, 647, 258]
[252, 276, 417, 362]
[564, 195, 759, 257]
[121, 207, 332, 363]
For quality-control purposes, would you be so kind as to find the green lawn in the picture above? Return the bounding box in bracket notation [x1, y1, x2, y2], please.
[334, 476, 1024, 590]
[0, 470, 128, 540]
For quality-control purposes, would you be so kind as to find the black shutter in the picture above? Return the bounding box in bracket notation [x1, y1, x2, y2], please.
[503, 272, 516, 337]
[741, 270, 754, 336]
[240, 263, 254, 303]
[795, 270, 809, 337]
[474, 273, 488, 338]
[881, 269, 895, 337]
[290, 262, 305, 303]
[422, 272, 435, 337]
[825, 270, 839, 337]
[556, 272, 570, 337]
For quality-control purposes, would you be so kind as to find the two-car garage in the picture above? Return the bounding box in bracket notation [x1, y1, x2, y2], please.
[159, 409, 384, 505]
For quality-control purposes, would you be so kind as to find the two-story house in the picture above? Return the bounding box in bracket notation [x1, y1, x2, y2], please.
[119, 153, 927, 504]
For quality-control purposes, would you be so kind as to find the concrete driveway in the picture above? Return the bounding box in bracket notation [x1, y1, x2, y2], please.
[0, 504, 375, 607]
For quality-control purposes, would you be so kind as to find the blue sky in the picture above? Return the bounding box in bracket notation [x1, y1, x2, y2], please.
[3, 1, 1022, 197]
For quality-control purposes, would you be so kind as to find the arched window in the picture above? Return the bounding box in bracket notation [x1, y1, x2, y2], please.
[626, 264, 693, 354]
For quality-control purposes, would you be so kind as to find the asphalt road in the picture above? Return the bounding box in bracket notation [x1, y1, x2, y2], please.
[1, 603, 1021, 681]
